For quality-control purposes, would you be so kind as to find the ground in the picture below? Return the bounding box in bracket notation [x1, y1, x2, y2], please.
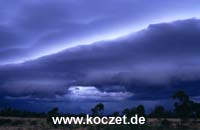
[0, 117, 199, 130]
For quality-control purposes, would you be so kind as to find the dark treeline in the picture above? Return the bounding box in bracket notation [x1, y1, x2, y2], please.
[0, 107, 46, 118]
[1, 91, 200, 120]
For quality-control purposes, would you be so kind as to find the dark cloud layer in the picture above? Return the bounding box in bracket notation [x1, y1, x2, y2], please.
[0, 0, 200, 64]
[1, 0, 200, 112]
[1, 19, 200, 104]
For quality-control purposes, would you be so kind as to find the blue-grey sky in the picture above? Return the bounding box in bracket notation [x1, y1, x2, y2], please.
[1, 0, 200, 64]
[1, 0, 200, 113]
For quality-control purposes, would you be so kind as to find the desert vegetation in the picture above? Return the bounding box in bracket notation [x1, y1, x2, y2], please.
[0, 91, 200, 130]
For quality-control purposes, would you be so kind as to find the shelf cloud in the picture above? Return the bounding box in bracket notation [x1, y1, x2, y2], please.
[1, 19, 200, 103]
[1, 0, 200, 112]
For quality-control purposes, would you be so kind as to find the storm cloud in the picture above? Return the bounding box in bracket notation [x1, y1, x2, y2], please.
[0, 0, 200, 64]
[1, 19, 200, 102]
[1, 0, 200, 112]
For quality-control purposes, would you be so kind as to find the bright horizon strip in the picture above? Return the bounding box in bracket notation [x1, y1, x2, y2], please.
[1, 15, 200, 66]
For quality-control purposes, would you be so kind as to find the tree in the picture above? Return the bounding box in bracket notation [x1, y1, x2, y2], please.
[91, 108, 98, 116]
[47, 107, 60, 126]
[47, 107, 59, 117]
[150, 105, 166, 118]
[173, 91, 193, 120]
[136, 105, 145, 116]
[112, 111, 120, 117]
[91, 103, 104, 116]
[192, 102, 200, 118]
[95, 103, 104, 116]
[122, 105, 145, 118]
[122, 108, 131, 117]
[173, 90, 189, 103]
